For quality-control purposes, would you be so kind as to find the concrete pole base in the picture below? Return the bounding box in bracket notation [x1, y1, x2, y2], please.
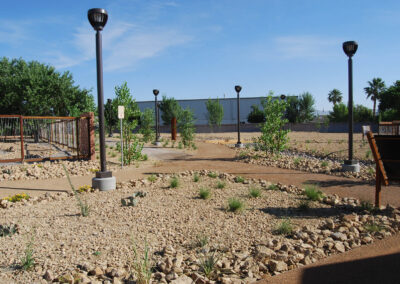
[92, 176, 116, 191]
[341, 161, 360, 173]
[235, 143, 244, 148]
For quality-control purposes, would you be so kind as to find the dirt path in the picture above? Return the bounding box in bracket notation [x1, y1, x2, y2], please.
[1, 141, 400, 283]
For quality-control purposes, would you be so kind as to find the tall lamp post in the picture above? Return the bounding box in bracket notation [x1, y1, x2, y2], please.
[342, 41, 360, 172]
[235, 85, 243, 148]
[153, 89, 161, 146]
[88, 8, 116, 190]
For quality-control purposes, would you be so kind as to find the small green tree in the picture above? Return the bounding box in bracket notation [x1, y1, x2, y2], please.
[139, 108, 155, 143]
[159, 96, 182, 125]
[104, 99, 118, 137]
[258, 94, 289, 153]
[178, 108, 196, 148]
[205, 98, 224, 130]
[114, 82, 143, 165]
[247, 104, 265, 123]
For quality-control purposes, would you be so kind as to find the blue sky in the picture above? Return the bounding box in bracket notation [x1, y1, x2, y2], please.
[0, 0, 399, 112]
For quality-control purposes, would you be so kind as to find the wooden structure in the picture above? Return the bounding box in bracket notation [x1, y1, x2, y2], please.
[366, 131, 400, 207]
[0, 113, 95, 163]
[379, 121, 400, 135]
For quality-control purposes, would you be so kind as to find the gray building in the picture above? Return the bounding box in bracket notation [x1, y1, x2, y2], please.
[137, 97, 266, 125]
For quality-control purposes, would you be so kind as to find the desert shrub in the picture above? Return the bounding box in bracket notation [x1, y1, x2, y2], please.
[249, 187, 261, 198]
[63, 164, 90, 217]
[147, 175, 157, 182]
[268, 184, 279, 191]
[3, 193, 30, 203]
[0, 224, 18, 237]
[216, 181, 226, 189]
[193, 173, 200, 182]
[258, 94, 290, 153]
[321, 161, 329, 168]
[234, 176, 245, 183]
[298, 200, 310, 211]
[206, 98, 224, 130]
[304, 185, 324, 201]
[293, 157, 302, 166]
[139, 108, 155, 143]
[20, 234, 35, 270]
[360, 200, 375, 213]
[364, 222, 384, 233]
[227, 198, 245, 212]
[199, 187, 212, 200]
[77, 185, 93, 193]
[195, 234, 209, 248]
[199, 251, 219, 279]
[131, 239, 152, 284]
[170, 177, 179, 188]
[275, 219, 293, 236]
[178, 108, 196, 148]
[208, 172, 218, 178]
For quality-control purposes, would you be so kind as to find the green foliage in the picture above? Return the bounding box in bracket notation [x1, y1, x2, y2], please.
[170, 177, 179, 188]
[199, 187, 212, 199]
[0, 224, 18, 237]
[105, 98, 118, 137]
[62, 164, 90, 217]
[20, 233, 35, 270]
[195, 234, 209, 248]
[328, 103, 348, 122]
[364, 78, 386, 117]
[199, 251, 219, 279]
[93, 251, 101, 256]
[247, 104, 265, 123]
[267, 184, 279, 191]
[114, 82, 144, 165]
[0, 57, 95, 116]
[304, 185, 324, 201]
[216, 180, 226, 189]
[379, 80, 400, 120]
[193, 173, 200, 182]
[147, 175, 157, 182]
[227, 198, 245, 212]
[178, 108, 196, 148]
[328, 89, 343, 106]
[285, 93, 315, 123]
[258, 94, 290, 153]
[360, 200, 375, 213]
[131, 239, 152, 284]
[249, 187, 261, 198]
[321, 161, 329, 168]
[293, 157, 302, 166]
[275, 219, 293, 236]
[206, 98, 224, 129]
[139, 108, 155, 143]
[234, 176, 245, 183]
[160, 96, 182, 125]
[354, 105, 373, 122]
[208, 172, 218, 178]
[364, 222, 384, 233]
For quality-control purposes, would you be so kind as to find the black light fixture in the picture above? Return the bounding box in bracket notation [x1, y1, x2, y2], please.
[235, 85, 243, 148]
[153, 89, 160, 145]
[88, 8, 116, 190]
[342, 40, 360, 172]
[280, 94, 286, 100]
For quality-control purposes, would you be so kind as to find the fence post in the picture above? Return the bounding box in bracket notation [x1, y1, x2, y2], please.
[171, 117, 177, 141]
[20, 115, 24, 162]
[79, 112, 95, 160]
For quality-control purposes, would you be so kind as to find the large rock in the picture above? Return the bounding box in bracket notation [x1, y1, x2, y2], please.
[268, 260, 288, 272]
[255, 245, 276, 260]
[170, 274, 193, 284]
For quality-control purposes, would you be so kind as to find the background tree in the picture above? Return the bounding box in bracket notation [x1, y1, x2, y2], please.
[298, 92, 316, 122]
[379, 80, 400, 121]
[258, 94, 289, 153]
[328, 103, 348, 122]
[159, 96, 182, 125]
[178, 108, 196, 148]
[104, 99, 118, 137]
[285, 96, 300, 123]
[247, 104, 265, 123]
[113, 82, 143, 165]
[205, 98, 224, 129]
[328, 89, 343, 106]
[364, 78, 386, 118]
[139, 108, 155, 143]
[0, 57, 94, 116]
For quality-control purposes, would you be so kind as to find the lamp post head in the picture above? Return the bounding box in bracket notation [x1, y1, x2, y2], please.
[107, 98, 111, 103]
[342, 41, 358, 58]
[153, 89, 159, 96]
[88, 8, 108, 31]
[280, 94, 286, 100]
[235, 85, 242, 93]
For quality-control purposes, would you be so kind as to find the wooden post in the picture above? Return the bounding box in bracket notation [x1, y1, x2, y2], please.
[171, 117, 177, 141]
[20, 116, 24, 162]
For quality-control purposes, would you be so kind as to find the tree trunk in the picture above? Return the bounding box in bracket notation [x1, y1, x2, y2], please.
[373, 99, 376, 118]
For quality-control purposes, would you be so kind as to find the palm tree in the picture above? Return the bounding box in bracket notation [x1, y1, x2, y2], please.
[328, 89, 343, 106]
[364, 78, 386, 118]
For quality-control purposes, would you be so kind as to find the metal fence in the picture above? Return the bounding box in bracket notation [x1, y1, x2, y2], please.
[0, 114, 94, 163]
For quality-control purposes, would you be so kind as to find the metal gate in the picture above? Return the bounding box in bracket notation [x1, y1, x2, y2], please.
[0, 113, 94, 163]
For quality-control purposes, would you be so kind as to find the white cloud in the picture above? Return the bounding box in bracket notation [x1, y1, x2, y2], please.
[274, 35, 339, 59]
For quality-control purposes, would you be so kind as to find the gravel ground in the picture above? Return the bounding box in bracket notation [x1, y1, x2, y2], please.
[1, 170, 399, 283]
[235, 148, 375, 182]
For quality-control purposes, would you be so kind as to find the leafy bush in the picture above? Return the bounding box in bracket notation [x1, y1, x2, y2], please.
[234, 176, 245, 183]
[364, 222, 384, 233]
[193, 173, 200, 182]
[258, 94, 290, 153]
[247, 104, 265, 123]
[199, 187, 212, 200]
[159, 96, 182, 126]
[228, 198, 245, 212]
[178, 108, 196, 148]
[77, 185, 93, 193]
[147, 175, 157, 182]
[139, 108, 155, 143]
[208, 172, 218, 178]
[3, 193, 30, 203]
[199, 251, 219, 279]
[268, 184, 279, 191]
[216, 181, 226, 189]
[206, 98, 224, 129]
